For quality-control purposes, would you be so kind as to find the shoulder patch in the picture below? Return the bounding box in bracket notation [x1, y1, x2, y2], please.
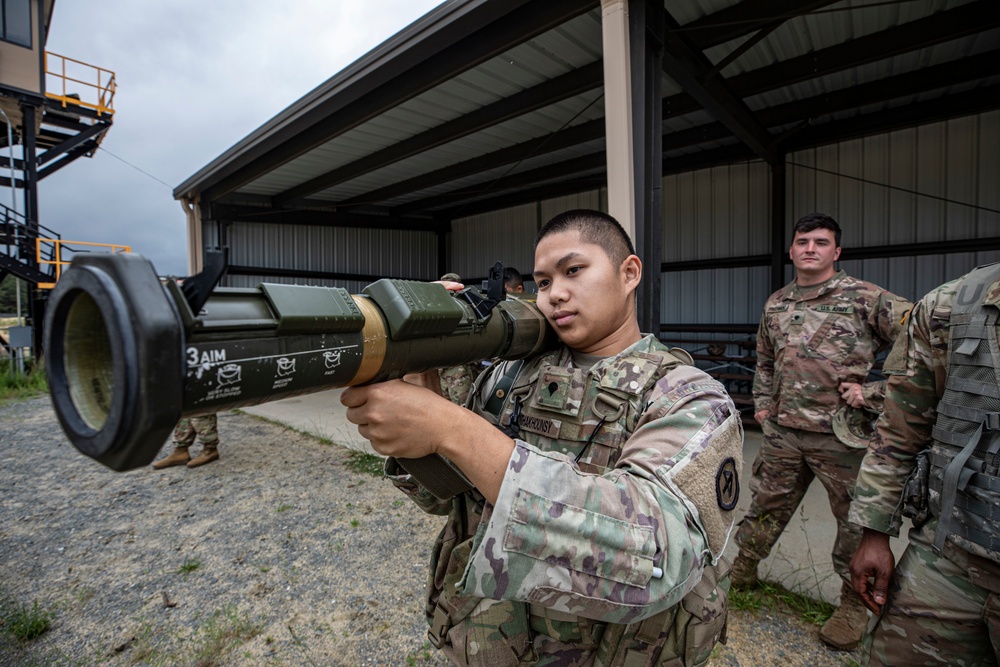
[715, 457, 740, 510]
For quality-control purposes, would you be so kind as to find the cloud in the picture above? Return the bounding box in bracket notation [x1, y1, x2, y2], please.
[38, 0, 444, 275]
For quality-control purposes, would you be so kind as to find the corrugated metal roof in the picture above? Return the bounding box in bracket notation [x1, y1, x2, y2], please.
[180, 0, 999, 274]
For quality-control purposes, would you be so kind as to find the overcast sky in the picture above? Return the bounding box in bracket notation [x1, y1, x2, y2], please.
[38, 1, 445, 276]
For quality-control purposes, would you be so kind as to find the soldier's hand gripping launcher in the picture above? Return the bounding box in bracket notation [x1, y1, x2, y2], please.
[44, 253, 556, 485]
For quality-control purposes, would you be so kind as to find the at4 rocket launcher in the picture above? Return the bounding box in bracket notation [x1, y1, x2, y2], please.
[44, 252, 556, 492]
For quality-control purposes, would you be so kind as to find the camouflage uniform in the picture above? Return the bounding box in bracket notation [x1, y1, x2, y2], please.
[439, 363, 482, 406]
[174, 414, 219, 449]
[387, 335, 744, 666]
[849, 266, 1000, 666]
[739, 270, 909, 585]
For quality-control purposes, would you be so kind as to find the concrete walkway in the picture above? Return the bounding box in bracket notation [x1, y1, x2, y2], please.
[243, 390, 909, 605]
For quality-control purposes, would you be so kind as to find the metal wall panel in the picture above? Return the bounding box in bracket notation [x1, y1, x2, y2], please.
[539, 189, 606, 221]
[789, 110, 999, 247]
[220, 221, 439, 288]
[662, 161, 772, 261]
[661, 266, 771, 327]
[840, 251, 1000, 303]
[452, 204, 538, 281]
[450, 189, 606, 283]
[661, 250, 1000, 326]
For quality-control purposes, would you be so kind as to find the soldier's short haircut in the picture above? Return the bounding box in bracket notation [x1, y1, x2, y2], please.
[793, 212, 842, 247]
[503, 266, 523, 288]
[535, 209, 635, 267]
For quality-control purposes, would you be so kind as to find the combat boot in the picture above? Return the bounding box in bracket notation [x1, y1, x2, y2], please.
[730, 553, 759, 589]
[152, 446, 190, 469]
[819, 583, 869, 650]
[187, 444, 220, 468]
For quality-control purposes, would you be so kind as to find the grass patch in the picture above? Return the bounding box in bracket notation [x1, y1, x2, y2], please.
[177, 557, 202, 575]
[344, 451, 385, 477]
[0, 359, 47, 403]
[729, 580, 835, 626]
[125, 605, 261, 667]
[190, 604, 263, 666]
[1, 599, 54, 642]
[405, 641, 435, 665]
[276, 504, 293, 513]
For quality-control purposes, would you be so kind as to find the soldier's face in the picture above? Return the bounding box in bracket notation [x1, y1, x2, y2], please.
[533, 229, 641, 355]
[790, 228, 841, 283]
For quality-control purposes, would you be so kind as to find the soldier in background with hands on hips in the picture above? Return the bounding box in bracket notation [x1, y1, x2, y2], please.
[733, 213, 910, 650]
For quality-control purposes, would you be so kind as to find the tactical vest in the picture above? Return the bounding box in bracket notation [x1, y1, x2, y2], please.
[493, 344, 689, 472]
[429, 340, 730, 667]
[928, 262, 1000, 563]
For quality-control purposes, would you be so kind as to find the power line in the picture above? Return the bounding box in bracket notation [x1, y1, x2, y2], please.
[98, 146, 174, 190]
[788, 161, 1000, 215]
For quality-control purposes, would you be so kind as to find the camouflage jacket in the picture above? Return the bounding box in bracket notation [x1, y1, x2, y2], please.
[388, 335, 742, 664]
[438, 362, 482, 406]
[849, 270, 1000, 536]
[753, 270, 910, 433]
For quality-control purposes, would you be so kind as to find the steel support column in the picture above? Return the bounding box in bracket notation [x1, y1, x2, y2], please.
[20, 101, 39, 239]
[631, 0, 663, 336]
[20, 100, 43, 355]
[601, 0, 635, 238]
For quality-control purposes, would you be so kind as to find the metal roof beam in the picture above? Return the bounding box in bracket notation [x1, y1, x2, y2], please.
[437, 71, 1000, 219]
[214, 204, 445, 232]
[681, 0, 841, 50]
[658, 51, 1000, 148]
[436, 175, 609, 219]
[660, 10, 777, 163]
[391, 5, 998, 205]
[197, 0, 595, 202]
[760, 51, 1000, 128]
[338, 119, 607, 208]
[658, 0, 999, 124]
[781, 84, 1000, 151]
[395, 152, 607, 213]
[418, 55, 996, 218]
[272, 61, 604, 206]
[433, 144, 758, 218]
[731, 0, 999, 96]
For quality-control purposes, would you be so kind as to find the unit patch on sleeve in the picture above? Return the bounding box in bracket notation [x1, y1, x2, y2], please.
[715, 457, 739, 511]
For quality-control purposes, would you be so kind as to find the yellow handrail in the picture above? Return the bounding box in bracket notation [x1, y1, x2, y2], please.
[35, 239, 131, 289]
[44, 52, 117, 116]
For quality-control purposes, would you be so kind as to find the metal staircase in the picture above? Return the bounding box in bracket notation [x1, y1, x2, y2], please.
[0, 41, 117, 354]
[0, 202, 58, 286]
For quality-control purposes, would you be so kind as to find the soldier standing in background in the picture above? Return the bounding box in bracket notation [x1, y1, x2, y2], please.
[850, 263, 1000, 665]
[503, 266, 525, 293]
[152, 414, 221, 468]
[342, 209, 743, 666]
[732, 213, 911, 650]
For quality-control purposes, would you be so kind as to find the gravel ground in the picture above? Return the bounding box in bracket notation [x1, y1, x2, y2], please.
[0, 396, 861, 666]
